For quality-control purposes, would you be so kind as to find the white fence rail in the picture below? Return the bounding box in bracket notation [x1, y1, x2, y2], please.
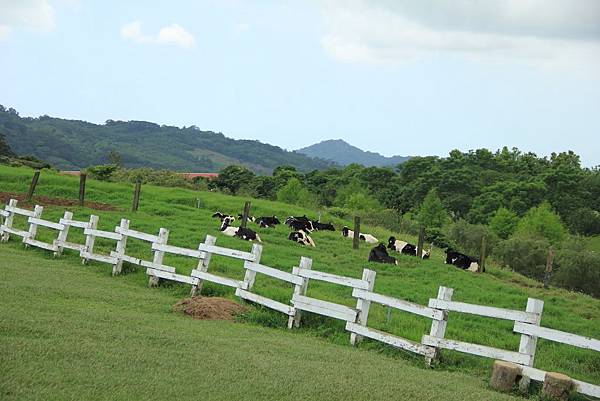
[0, 198, 598, 398]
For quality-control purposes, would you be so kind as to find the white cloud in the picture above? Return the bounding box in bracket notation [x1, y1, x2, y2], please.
[0, 0, 55, 40]
[121, 21, 195, 48]
[320, 0, 600, 67]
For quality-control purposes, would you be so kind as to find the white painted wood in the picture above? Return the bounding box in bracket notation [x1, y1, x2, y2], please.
[81, 215, 99, 264]
[191, 234, 216, 296]
[421, 335, 530, 365]
[23, 205, 43, 246]
[243, 261, 304, 285]
[54, 211, 73, 257]
[5, 205, 37, 217]
[27, 217, 64, 231]
[80, 251, 118, 265]
[0, 199, 18, 242]
[0, 209, 8, 218]
[236, 288, 294, 315]
[146, 267, 198, 285]
[426, 286, 454, 365]
[83, 228, 122, 241]
[23, 238, 58, 251]
[190, 269, 248, 289]
[520, 366, 600, 398]
[428, 299, 538, 324]
[56, 241, 85, 252]
[115, 226, 159, 243]
[295, 268, 370, 290]
[288, 257, 312, 329]
[58, 218, 90, 229]
[140, 259, 176, 273]
[514, 321, 600, 352]
[0, 226, 30, 238]
[352, 288, 444, 320]
[197, 243, 255, 261]
[147, 227, 169, 287]
[242, 243, 263, 291]
[292, 297, 357, 322]
[346, 322, 435, 357]
[517, 298, 544, 367]
[112, 219, 129, 275]
[350, 269, 376, 345]
[151, 242, 205, 259]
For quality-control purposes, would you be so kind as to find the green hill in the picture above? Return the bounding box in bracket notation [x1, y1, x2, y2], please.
[0, 105, 334, 174]
[0, 165, 598, 400]
[297, 139, 411, 167]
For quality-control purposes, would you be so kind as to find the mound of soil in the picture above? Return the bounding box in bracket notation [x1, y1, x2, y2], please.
[0, 192, 117, 211]
[173, 297, 248, 320]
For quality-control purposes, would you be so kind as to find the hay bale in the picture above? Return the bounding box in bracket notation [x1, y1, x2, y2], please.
[490, 360, 522, 393]
[541, 372, 572, 401]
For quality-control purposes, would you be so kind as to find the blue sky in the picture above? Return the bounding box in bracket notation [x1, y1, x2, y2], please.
[1, 0, 599, 166]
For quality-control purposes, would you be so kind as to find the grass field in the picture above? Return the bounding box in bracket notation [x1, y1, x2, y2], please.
[1, 165, 599, 399]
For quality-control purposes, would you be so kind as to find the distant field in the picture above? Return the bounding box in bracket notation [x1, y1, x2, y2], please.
[0, 165, 599, 397]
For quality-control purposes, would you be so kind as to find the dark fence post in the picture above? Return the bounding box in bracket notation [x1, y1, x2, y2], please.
[479, 235, 487, 273]
[416, 225, 425, 258]
[78, 173, 87, 207]
[132, 180, 142, 212]
[544, 247, 554, 289]
[26, 170, 40, 202]
[241, 201, 251, 228]
[352, 216, 361, 250]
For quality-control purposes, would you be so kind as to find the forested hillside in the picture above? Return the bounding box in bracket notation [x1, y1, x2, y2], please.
[0, 106, 333, 174]
[297, 139, 411, 166]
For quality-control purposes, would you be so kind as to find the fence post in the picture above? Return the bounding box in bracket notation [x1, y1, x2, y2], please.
[543, 248, 554, 289]
[79, 173, 87, 207]
[0, 199, 18, 242]
[288, 256, 312, 329]
[425, 286, 454, 366]
[148, 227, 169, 287]
[518, 298, 544, 367]
[81, 215, 99, 264]
[480, 235, 487, 273]
[350, 268, 377, 345]
[190, 234, 216, 296]
[416, 225, 425, 258]
[241, 201, 251, 228]
[26, 170, 40, 202]
[131, 180, 142, 212]
[112, 218, 130, 276]
[353, 216, 361, 250]
[23, 205, 43, 247]
[54, 211, 73, 257]
[242, 243, 263, 291]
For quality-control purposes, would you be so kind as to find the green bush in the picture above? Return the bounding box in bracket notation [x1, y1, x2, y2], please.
[515, 202, 567, 245]
[495, 236, 551, 280]
[567, 207, 600, 236]
[112, 168, 193, 189]
[276, 178, 316, 207]
[489, 207, 519, 239]
[444, 219, 498, 256]
[85, 164, 119, 181]
[554, 248, 600, 298]
[417, 189, 449, 229]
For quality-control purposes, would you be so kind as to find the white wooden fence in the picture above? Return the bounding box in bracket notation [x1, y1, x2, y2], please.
[0, 198, 598, 398]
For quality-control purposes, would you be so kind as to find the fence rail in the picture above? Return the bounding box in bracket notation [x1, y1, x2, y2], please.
[0, 198, 598, 399]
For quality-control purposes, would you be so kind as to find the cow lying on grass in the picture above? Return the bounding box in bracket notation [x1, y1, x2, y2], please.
[212, 211, 235, 222]
[311, 221, 335, 231]
[256, 216, 280, 228]
[368, 243, 397, 265]
[341, 226, 378, 244]
[237, 214, 256, 223]
[288, 230, 315, 247]
[388, 236, 430, 259]
[285, 216, 314, 232]
[445, 249, 481, 272]
[220, 217, 262, 242]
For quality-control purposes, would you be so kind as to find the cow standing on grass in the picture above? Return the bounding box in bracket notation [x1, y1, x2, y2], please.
[445, 249, 481, 272]
[220, 216, 261, 242]
[388, 236, 430, 259]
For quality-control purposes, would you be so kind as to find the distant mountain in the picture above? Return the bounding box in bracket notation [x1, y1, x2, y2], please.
[297, 139, 411, 167]
[0, 106, 334, 174]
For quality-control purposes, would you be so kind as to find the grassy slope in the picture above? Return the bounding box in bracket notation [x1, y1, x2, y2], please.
[0, 246, 521, 401]
[0, 165, 598, 392]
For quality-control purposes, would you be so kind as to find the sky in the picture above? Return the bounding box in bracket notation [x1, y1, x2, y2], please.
[1, 0, 599, 166]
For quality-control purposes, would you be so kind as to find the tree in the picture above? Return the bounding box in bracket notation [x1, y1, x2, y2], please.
[108, 150, 123, 167]
[276, 178, 315, 206]
[417, 189, 449, 229]
[210, 165, 255, 195]
[489, 207, 519, 239]
[515, 202, 567, 244]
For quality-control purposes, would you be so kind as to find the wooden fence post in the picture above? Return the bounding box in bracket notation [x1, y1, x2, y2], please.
[26, 171, 40, 202]
[148, 227, 169, 287]
[353, 216, 361, 250]
[54, 211, 73, 257]
[112, 218, 130, 276]
[350, 268, 377, 345]
[518, 298, 544, 367]
[242, 243, 263, 291]
[241, 201, 251, 228]
[78, 173, 87, 207]
[288, 256, 312, 329]
[425, 286, 454, 366]
[544, 248, 554, 289]
[480, 235, 487, 273]
[190, 234, 216, 296]
[131, 181, 142, 212]
[416, 225, 425, 258]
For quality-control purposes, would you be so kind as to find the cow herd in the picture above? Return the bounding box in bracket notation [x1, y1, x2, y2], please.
[211, 211, 482, 273]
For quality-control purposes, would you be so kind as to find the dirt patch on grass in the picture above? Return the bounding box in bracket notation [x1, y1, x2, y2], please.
[0, 192, 117, 211]
[173, 297, 248, 320]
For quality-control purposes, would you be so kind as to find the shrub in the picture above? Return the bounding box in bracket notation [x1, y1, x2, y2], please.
[489, 207, 519, 239]
[554, 249, 600, 298]
[444, 219, 498, 256]
[85, 164, 119, 181]
[417, 189, 449, 229]
[112, 168, 193, 188]
[495, 236, 551, 280]
[566, 207, 600, 236]
[276, 178, 316, 207]
[515, 202, 567, 245]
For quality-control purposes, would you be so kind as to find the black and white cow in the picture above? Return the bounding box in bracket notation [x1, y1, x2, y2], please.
[220, 217, 261, 242]
[445, 249, 481, 272]
[388, 236, 430, 259]
[237, 214, 256, 223]
[256, 216, 281, 228]
[311, 221, 335, 231]
[288, 230, 316, 247]
[341, 226, 378, 244]
[212, 211, 235, 222]
[285, 216, 314, 232]
[368, 243, 398, 265]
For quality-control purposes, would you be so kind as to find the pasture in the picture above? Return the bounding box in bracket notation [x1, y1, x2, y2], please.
[1, 165, 599, 399]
